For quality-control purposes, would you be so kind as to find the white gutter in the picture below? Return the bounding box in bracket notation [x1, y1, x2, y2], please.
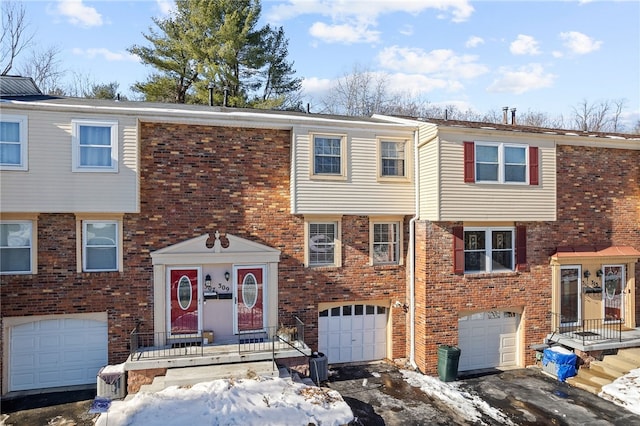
[408, 128, 419, 369]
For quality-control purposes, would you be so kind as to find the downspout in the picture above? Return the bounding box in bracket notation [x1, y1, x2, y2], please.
[409, 128, 419, 370]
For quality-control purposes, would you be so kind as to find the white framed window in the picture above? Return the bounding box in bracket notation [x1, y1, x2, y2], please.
[311, 133, 346, 179]
[304, 216, 342, 267]
[475, 142, 527, 183]
[464, 227, 514, 273]
[81, 220, 120, 272]
[72, 119, 118, 172]
[378, 139, 407, 179]
[0, 220, 34, 274]
[370, 218, 403, 265]
[0, 114, 28, 170]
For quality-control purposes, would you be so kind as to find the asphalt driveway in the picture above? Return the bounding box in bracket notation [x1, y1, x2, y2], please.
[327, 362, 640, 425]
[2, 363, 640, 425]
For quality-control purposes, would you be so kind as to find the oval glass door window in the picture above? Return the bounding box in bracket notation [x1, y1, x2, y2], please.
[242, 273, 258, 308]
[177, 275, 192, 310]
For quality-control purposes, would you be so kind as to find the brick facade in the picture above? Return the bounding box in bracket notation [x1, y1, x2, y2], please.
[0, 122, 409, 393]
[413, 144, 640, 375]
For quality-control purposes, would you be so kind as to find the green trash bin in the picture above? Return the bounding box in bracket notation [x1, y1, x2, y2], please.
[437, 345, 461, 382]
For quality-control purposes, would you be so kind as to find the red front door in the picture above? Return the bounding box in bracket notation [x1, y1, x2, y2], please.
[236, 267, 264, 333]
[170, 268, 199, 334]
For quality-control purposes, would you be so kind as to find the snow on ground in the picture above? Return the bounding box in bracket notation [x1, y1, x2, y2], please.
[401, 370, 515, 426]
[599, 367, 640, 416]
[95, 376, 353, 426]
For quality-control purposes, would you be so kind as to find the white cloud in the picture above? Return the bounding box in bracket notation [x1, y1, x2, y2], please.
[377, 46, 489, 80]
[386, 73, 464, 96]
[510, 35, 541, 55]
[487, 64, 556, 94]
[267, 0, 474, 23]
[266, 1, 473, 45]
[72, 48, 138, 62]
[301, 76, 334, 97]
[465, 36, 484, 48]
[559, 31, 602, 55]
[156, 0, 175, 16]
[56, 0, 103, 28]
[309, 22, 380, 44]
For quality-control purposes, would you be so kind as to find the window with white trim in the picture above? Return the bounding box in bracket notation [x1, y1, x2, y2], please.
[0, 115, 28, 170]
[380, 140, 406, 178]
[83, 221, 118, 271]
[476, 143, 527, 183]
[305, 217, 341, 267]
[72, 119, 118, 172]
[0, 221, 33, 274]
[312, 134, 345, 178]
[464, 227, 514, 273]
[371, 220, 401, 265]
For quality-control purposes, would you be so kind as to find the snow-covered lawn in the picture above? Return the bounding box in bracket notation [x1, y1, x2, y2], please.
[599, 367, 640, 416]
[95, 376, 353, 426]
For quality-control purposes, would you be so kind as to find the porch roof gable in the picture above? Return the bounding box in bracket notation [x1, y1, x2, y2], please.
[151, 232, 281, 265]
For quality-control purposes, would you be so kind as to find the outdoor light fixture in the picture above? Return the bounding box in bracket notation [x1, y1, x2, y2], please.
[205, 274, 212, 291]
[224, 271, 230, 282]
[583, 270, 591, 279]
[596, 269, 603, 277]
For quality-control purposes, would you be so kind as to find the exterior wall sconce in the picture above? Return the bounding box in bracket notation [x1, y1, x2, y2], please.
[583, 270, 591, 279]
[596, 269, 603, 277]
[205, 274, 212, 291]
[224, 271, 230, 282]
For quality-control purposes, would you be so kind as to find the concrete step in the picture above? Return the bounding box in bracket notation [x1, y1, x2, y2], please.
[576, 368, 616, 387]
[566, 375, 601, 394]
[589, 360, 627, 379]
[616, 348, 640, 365]
[601, 355, 636, 373]
[163, 361, 278, 388]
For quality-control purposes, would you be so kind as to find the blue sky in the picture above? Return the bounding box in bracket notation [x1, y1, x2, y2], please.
[15, 0, 640, 129]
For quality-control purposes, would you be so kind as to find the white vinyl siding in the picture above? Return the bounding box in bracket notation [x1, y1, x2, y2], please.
[293, 127, 415, 215]
[0, 115, 28, 170]
[0, 108, 138, 213]
[420, 129, 556, 221]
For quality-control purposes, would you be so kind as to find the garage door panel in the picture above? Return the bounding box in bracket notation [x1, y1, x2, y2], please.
[319, 304, 387, 364]
[458, 311, 520, 371]
[10, 318, 108, 392]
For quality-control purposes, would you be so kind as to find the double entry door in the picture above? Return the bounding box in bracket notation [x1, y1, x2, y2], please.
[168, 265, 266, 337]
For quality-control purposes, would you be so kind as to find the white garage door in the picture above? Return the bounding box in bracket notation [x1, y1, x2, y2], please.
[10, 318, 108, 391]
[457, 311, 519, 371]
[318, 304, 387, 364]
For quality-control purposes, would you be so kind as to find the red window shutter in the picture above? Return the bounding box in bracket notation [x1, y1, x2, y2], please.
[516, 225, 527, 271]
[453, 226, 465, 274]
[463, 141, 475, 183]
[529, 146, 539, 185]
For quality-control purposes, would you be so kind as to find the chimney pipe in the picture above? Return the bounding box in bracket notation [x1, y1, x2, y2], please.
[207, 82, 215, 106]
[503, 107, 509, 124]
[511, 108, 517, 125]
[223, 86, 229, 107]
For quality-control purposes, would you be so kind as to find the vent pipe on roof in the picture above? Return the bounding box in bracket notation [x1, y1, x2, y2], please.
[503, 106, 509, 124]
[208, 82, 215, 106]
[511, 108, 517, 125]
[444, 109, 448, 120]
[223, 86, 229, 107]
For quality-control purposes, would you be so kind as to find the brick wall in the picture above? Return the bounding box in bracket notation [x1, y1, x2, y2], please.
[413, 144, 639, 375]
[1, 122, 409, 393]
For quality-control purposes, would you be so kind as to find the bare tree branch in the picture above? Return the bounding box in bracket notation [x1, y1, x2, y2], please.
[1, 1, 34, 75]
